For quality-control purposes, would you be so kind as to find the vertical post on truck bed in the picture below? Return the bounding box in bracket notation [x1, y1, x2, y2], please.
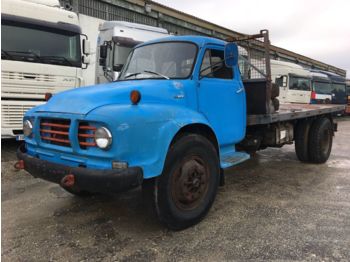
[261, 29, 272, 115]
[226, 29, 274, 114]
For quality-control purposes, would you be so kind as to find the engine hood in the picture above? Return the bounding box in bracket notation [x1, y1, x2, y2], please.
[35, 79, 188, 115]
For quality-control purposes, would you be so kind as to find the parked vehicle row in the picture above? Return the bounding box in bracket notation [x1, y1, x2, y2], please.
[269, 60, 348, 107]
[2, 0, 348, 138]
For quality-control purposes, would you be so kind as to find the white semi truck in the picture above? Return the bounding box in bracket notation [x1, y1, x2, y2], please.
[1, 0, 90, 138]
[96, 21, 168, 84]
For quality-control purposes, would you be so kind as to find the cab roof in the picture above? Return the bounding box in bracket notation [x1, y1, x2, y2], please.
[137, 35, 227, 48]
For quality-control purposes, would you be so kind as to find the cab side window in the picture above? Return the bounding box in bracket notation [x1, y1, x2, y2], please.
[200, 49, 233, 79]
[289, 76, 311, 91]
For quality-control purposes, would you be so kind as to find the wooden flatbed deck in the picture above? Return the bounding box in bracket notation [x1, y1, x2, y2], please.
[247, 104, 346, 126]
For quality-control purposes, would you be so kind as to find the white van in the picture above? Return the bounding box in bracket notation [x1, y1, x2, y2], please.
[271, 60, 312, 104]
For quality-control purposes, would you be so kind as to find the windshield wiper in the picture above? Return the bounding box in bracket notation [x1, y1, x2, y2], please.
[143, 70, 170, 79]
[1, 49, 13, 59]
[124, 70, 170, 80]
[40, 56, 73, 66]
[2, 50, 42, 62]
[124, 72, 143, 79]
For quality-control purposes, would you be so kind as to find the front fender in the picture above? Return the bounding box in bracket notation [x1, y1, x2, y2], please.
[88, 104, 212, 178]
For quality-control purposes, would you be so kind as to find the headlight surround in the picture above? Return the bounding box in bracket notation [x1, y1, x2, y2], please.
[94, 127, 112, 149]
[23, 119, 33, 137]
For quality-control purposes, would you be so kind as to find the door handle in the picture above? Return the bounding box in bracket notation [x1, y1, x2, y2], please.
[236, 87, 244, 94]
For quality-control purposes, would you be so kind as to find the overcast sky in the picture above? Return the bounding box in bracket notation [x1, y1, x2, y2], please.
[155, 0, 350, 77]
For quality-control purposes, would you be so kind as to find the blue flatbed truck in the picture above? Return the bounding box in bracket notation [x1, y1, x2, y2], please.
[16, 30, 345, 230]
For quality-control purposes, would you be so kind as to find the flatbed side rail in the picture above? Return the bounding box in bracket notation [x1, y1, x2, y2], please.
[247, 104, 346, 126]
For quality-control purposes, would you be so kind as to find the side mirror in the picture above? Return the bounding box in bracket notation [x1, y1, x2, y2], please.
[275, 75, 287, 87]
[113, 64, 124, 72]
[82, 55, 90, 64]
[99, 45, 108, 59]
[83, 39, 90, 55]
[224, 43, 238, 67]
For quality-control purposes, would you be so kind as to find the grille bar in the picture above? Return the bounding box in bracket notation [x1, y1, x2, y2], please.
[41, 136, 71, 144]
[40, 129, 69, 136]
[41, 123, 70, 128]
[40, 118, 71, 147]
[78, 122, 96, 149]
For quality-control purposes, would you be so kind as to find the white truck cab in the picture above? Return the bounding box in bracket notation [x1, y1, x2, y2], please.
[96, 21, 168, 83]
[271, 60, 312, 104]
[1, 0, 90, 138]
[310, 71, 332, 104]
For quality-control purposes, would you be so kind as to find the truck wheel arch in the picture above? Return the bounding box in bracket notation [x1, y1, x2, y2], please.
[169, 123, 219, 155]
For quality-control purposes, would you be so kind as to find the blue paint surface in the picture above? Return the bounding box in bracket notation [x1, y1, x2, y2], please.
[24, 35, 249, 179]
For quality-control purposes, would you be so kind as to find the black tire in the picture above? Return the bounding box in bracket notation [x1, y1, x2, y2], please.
[294, 120, 312, 162]
[308, 117, 333, 164]
[154, 134, 220, 230]
[61, 186, 95, 197]
[271, 83, 280, 98]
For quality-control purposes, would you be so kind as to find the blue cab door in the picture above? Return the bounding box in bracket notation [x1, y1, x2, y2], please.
[197, 46, 246, 145]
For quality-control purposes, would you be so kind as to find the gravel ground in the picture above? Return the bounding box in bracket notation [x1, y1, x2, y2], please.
[2, 117, 350, 261]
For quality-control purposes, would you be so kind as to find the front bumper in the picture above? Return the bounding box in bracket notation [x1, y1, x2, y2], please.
[17, 145, 143, 194]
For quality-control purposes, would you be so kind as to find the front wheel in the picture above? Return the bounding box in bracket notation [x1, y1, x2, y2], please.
[154, 134, 220, 230]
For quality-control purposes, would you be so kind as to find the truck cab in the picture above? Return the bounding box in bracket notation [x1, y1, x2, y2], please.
[310, 71, 333, 104]
[96, 21, 168, 83]
[1, 0, 90, 138]
[311, 70, 347, 106]
[270, 60, 312, 104]
[346, 80, 350, 114]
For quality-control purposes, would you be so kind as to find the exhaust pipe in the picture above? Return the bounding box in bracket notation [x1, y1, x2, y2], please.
[61, 174, 75, 188]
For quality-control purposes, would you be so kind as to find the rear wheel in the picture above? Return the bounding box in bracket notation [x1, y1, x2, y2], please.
[154, 134, 220, 230]
[308, 117, 333, 163]
[295, 120, 312, 162]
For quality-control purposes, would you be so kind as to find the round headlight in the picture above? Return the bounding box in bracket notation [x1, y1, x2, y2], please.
[94, 127, 112, 149]
[23, 120, 33, 137]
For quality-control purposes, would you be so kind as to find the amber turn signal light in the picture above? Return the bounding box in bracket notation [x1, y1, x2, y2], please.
[130, 90, 141, 105]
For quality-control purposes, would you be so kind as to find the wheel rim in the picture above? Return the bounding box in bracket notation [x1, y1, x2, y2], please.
[321, 128, 331, 155]
[171, 155, 210, 211]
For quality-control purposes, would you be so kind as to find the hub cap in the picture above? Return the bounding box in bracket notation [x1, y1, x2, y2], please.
[171, 156, 210, 211]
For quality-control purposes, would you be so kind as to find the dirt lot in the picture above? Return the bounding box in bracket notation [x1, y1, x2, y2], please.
[2, 118, 350, 261]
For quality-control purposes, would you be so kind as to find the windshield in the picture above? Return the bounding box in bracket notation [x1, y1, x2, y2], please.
[289, 76, 311, 91]
[113, 45, 132, 69]
[1, 21, 81, 67]
[332, 83, 346, 93]
[119, 42, 197, 80]
[313, 81, 332, 94]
